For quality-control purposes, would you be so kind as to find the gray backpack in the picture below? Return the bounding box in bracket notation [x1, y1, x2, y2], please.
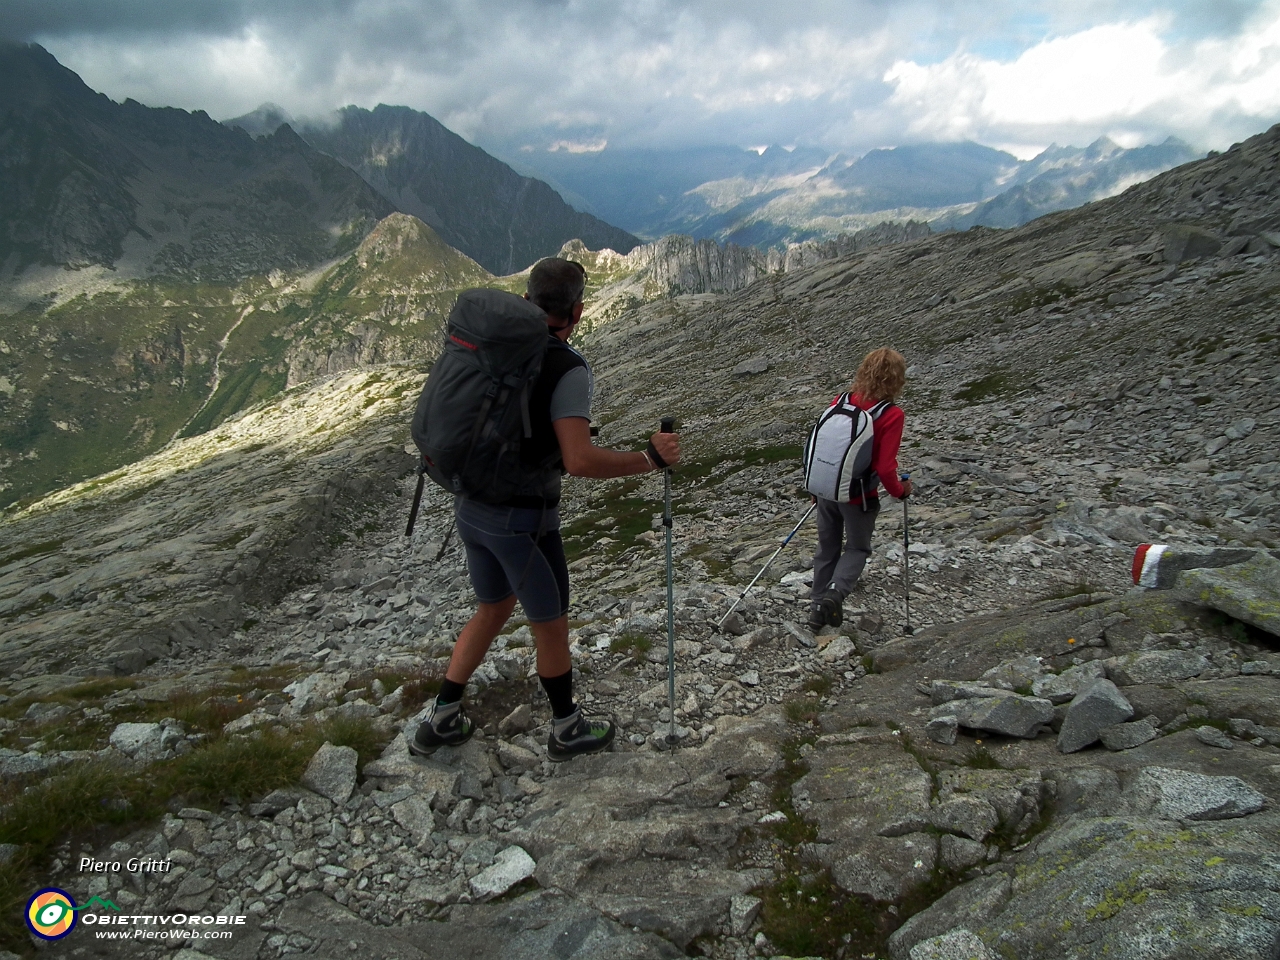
[410, 289, 551, 508]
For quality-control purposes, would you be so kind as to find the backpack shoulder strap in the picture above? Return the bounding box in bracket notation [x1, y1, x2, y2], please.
[869, 399, 894, 419]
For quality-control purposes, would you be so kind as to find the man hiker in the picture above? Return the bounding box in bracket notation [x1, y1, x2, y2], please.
[411, 258, 681, 761]
[809, 347, 913, 630]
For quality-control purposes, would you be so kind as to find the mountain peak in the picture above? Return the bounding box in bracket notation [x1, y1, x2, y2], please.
[224, 102, 296, 138]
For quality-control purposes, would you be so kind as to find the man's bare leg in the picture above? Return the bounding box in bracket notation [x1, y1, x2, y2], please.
[530, 615, 571, 678]
[445, 596, 518, 685]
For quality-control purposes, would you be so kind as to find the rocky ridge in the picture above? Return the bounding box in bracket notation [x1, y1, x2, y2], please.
[2, 122, 1280, 958]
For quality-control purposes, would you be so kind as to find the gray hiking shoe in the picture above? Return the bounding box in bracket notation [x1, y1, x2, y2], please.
[409, 700, 473, 756]
[547, 706, 616, 762]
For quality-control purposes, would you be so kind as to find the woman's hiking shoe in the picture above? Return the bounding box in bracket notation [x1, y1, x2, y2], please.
[409, 700, 473, 756]
[548, 707, 615, 761]
[807, 603, 827, 631]
[819, 589, 843, 628]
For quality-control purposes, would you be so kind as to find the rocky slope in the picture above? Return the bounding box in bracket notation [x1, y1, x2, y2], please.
[2, 121, 1279, 960]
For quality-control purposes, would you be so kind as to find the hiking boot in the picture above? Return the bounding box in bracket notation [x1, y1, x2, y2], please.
[409, 700, 473, 756]
[807, 603, 827, 632]
[819, 588, 843, 628]
[547, 706, 616, 762]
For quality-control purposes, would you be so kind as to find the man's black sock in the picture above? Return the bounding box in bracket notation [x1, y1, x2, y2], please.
[539, 670, 575, 719]
[436, 679, 466, 706]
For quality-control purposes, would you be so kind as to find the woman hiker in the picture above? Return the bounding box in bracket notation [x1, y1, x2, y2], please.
[809, 347, 914, 630]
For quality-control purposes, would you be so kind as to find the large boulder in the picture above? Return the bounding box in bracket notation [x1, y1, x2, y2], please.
[934, 695, 1054, 739]
[1125, 767, 1267, 821]
[1104, 651, 1208, 686]
[1032, 661, 1107, 703]
[1169, 553, 1280, 637]
[978, 813, 1280, 959]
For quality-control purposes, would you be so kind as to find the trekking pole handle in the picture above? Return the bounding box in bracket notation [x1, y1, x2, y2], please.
[661, 417, 675, 433]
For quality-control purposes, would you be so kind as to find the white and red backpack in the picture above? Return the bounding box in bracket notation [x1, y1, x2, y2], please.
[803, 394, 892, 504]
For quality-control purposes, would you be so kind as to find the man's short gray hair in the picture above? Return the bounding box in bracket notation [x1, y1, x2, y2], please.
[527, 258, 587, 321]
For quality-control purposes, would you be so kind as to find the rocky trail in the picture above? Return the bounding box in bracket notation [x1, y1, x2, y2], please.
[1, 126, 1279, 958]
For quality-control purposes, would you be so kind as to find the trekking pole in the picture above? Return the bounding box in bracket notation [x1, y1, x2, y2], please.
[661, 417, 678, 747]
[404, 459, 427, 536]
[716, 501, 816, 631]
[901, 474, 913, 636]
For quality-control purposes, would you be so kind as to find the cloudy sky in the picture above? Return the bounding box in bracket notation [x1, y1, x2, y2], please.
[4, 0, 1280, 160]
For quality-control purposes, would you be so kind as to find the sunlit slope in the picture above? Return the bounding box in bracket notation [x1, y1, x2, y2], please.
[0, 215, 499, 509]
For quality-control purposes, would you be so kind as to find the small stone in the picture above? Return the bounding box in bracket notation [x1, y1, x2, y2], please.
[109, 722, 166, 761]
[390, 796, 437, 840]
[300, 742, 358, 804]
[729, 894, 762, 937]
[468, 846, 536, 902]
[498, 703, 534, 736]
[1193, 725, 1234, 750]
[732, 356, 770, 377]
[926, 716, 959, 745]
[1058, 680, 1133, 753]
[1098, 718, 1159, 751]
[820, 635, 857, 663]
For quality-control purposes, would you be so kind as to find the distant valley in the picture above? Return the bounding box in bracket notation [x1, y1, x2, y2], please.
[509, 137, 1201, 245]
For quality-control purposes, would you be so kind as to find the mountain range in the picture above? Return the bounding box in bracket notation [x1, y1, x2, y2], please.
[0, 44, 392, 285]
[0, 42, 638, 292]
[224, 103, 640, 275]
[509, 137, 1202, 245]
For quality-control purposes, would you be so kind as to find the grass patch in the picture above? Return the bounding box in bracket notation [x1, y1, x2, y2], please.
[962, 745, 1001, 769]
[609, 631, 653, 665]
[348, 666, 442, 714]
[802, 673, 834, 697]
[955, 373, 1014, 403]
[759, 867, 885, 957]
[169, 726, 315, 803]
[783, 694, 823, 726]
[1037, 581, 1101, 602]
[751, 734, 902, 958]
[0, 539, 66, 570]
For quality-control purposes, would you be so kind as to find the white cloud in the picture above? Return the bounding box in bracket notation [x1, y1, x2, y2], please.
[17, 0, 1280, 159]
[883, 4, 1280, 153]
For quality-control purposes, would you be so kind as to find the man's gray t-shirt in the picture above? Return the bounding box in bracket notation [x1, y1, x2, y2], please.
[549, 350, 593, 422]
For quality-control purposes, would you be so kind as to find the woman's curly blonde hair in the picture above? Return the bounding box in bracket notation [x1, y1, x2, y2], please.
[850, 347, 906, 402]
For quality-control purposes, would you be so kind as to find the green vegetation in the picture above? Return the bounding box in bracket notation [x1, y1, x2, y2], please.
[955, 372, 1016, 403]
[0, 672, 398, 953]
[609, 631, 653, 665]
